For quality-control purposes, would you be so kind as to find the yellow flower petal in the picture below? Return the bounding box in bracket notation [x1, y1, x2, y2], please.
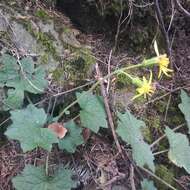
[132, 93, 143, 100]
[132, 72, 155, 100]
[157, 54, 173, 78]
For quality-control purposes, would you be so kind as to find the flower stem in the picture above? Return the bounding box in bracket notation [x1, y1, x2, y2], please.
[57, 60, 156, 120]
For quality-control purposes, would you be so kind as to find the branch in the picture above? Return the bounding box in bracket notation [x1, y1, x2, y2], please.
[175, 0, 190, 17]
[95, 63, 122, 154]
[154, 0, 171, 58]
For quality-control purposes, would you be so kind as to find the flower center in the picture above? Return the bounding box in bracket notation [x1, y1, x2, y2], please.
[158, 55, 169, 67]
[142, 84, 151, 93]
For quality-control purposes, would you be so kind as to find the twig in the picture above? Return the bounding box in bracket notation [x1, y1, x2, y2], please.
[140, 167, 177, 190]
[150, 123, 186, 148]
[0, 117, 10, 128]
[173, 178, 188, 190]
[167, 0, 176, 32]
[153, 149, 169, 156]
[95, 63, 122, 154]
[106, 50, 112, 94]
[154, 0, 171, 59]
[113, 0, 123, 52]
[164, 93, 172, 121]
[103, 172, 125, 188]
[130, 164, 136, 190]
[174, 0, 190, 17]
[53, 81, 94, 97]
[45, 153, 49, 176]
[122, 147, 144, 179]
[144, 85, 190, 106]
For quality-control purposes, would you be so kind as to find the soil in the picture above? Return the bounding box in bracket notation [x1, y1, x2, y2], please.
[1, 1, 190, 190]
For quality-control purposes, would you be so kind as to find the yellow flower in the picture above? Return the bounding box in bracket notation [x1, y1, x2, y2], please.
[133, 71, 155, 100]
[157, 54, 173, 78]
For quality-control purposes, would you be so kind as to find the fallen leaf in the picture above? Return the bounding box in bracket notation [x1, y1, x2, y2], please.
[48, 123, 67, 139]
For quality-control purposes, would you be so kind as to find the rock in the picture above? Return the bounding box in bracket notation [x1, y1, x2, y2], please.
[0, 0, 95, 82]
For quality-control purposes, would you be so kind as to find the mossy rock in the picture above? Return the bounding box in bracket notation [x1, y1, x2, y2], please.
[0, 0, 95, 85]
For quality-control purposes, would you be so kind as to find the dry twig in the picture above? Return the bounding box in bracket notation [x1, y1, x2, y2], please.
[130, 164, 136, 190]
[95, 63, 122, 154]
[175, 0, 190, 17]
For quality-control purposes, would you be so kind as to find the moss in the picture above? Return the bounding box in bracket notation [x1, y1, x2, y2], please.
[116, 72, 131, 87]
[155, 165, 175, 190]
[155, 97, 184, 126]
[154, 100, 166, 114]
[35, 32, 56, 55]
[167, 104, 184, 126]
[76, 47, 96, 66]
[143, 114, 162, 143]
[52, 67, 66, 84]
[39, 53, 49, 65]
[141, 126, 152, 143]
[52, 47, 95, 84]
[35, 9, 50, 20]
[21, 20, 59, 61]
[149, 116, 161, 131]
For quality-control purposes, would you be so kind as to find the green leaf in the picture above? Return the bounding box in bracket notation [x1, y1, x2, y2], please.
[76, 91, 108, 133]
[0, 54, 48, 110]
[7, 62, 48, 94]
[141, 179, 157, 190]
[178, 90, 190, 133]
[3, 89, 24, 110]
[116, 111, 155, 171]
[12, 165, 76, 190]
[5, 104, 58, 152]
[165, 127, 190, 174]
[58, 121, 84, 153]
[0, 54, 19, 85]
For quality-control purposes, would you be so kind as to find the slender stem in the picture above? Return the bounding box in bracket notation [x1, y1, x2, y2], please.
[153, 149, 168, 156]
[57, 61, 154, 120]
[150, 123, 185, 148]
[119, 70, 134, 81]
[140, 167, 177, 190]
[45, 154, 49, 176]
[154, 0, 171, 58]
[175, 0, 190, 17]
[95, 63, 122, 153]
[57, 99, 78, 120]
[53, 81, 94, 97]
[0, 117, 10, 128]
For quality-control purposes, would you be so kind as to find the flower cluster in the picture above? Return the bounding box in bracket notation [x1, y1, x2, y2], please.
[118, 52, 172, 100]
[134, 54, 172, 99]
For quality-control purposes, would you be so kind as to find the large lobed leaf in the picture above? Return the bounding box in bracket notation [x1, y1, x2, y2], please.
[76, 91, 108, 133]
[116, 111, 155, 171]
[0, 54, 19, 85]
[178, 90, 190, 133]
[12, 165, 76, 190]
[165, 127, 190, 174]
[0, 54, 48, 110]
[58, 121, 84, 153]
[5, 104, 58, 152]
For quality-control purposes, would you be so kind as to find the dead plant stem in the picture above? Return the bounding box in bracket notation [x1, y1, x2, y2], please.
[95, 63, 122, 154]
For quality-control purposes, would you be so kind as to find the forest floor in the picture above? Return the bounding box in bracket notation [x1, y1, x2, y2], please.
[1, 1, 190, 190]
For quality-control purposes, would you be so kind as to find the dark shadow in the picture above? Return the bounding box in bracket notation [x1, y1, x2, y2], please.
[56, 0, 117, 34]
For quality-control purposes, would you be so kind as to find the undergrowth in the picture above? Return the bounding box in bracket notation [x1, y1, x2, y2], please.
[1, 41, 190, 189]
